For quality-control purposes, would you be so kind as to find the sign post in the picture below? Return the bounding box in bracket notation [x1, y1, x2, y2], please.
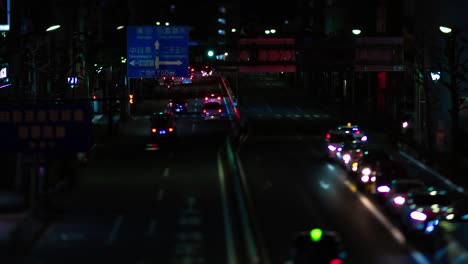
[127, 26, 189, 79]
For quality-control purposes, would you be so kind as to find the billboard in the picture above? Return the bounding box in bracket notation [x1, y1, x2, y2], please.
[238, 38, 296, 73]
[0, 103, 92, 153]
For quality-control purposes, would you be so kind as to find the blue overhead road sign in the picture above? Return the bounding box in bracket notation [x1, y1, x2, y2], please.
[127, 26, 189, 79]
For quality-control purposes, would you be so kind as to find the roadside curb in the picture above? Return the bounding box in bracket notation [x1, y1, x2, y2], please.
[399, 150, 466, 194]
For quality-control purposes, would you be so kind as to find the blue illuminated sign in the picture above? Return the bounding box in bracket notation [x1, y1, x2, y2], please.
[0, 103, 92, 153]
[127, 26, 189, 79]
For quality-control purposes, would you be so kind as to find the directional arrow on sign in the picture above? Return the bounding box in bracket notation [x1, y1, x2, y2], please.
[154, 40, 160, 50]
[129, 60, 137, 66]
[154, 56, 183, 69]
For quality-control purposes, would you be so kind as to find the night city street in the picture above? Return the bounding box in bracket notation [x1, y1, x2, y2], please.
[1, 1, 468, 264]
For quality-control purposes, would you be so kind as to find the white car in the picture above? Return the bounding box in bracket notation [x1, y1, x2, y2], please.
[202, 101, 224, 120]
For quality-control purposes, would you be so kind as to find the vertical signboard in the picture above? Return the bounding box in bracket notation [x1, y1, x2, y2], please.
[0, 0, 9, 31]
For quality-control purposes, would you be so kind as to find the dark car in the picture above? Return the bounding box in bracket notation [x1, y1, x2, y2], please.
[168, 98, 189, 113]
[288, 228, 347, 264]
[373, 160, 409, 197]
[354, 148, 393, 189]
[150, 112, 177, 141]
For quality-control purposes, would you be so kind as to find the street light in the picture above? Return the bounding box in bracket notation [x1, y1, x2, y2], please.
[46, 24, 61, 32]
[439, 26, 452, 34]
[352, 29, 361, 35]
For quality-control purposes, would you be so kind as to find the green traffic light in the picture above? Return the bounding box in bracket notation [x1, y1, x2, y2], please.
[207, 50, 214, 57]
[310, 228, 323, 242]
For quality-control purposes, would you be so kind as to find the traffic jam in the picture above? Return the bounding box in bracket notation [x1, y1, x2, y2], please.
[324, 122, 468, 241]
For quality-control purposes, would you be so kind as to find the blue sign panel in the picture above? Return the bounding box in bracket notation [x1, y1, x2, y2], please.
[127, 26, 189, 79]
[0, 103, 92, 153]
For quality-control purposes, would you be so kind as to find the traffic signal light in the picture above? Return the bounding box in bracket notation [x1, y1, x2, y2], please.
[207, 50, 214, 57]
[129, 94, 134, 104]
[310, 228, 323, 242]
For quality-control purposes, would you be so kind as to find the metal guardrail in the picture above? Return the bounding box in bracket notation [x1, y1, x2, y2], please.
[223, 135, 269, 264]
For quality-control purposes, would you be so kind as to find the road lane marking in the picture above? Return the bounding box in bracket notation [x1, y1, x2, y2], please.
[265, 103, 273, 113]
[106, 215, 124, 246]
[294, 104, 303, 114]
[217, 150, 238, 264]
[157, 189, 165, 201]
[146, 219, 157, 237]
[343, 179, 406, 244]
[163, 167, 170, 178]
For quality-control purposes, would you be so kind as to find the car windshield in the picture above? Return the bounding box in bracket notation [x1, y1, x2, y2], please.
[152, 116, 171, 126]
[329, 133, 354, 143]
[408, 194, 452, 205]
[204, 102, 221, 109]
[393, 182, 425, 193]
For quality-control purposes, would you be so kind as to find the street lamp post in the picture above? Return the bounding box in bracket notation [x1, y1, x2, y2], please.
[351, 28, 362, 119]
[439, 25, 462, 154]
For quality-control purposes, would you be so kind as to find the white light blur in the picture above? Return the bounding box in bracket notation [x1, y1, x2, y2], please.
[46, 25, 61, 32]
[377, 186, 390, 193]
[410, 211, 427, 221]
[393, 196, 405, 205]
[431, 71, 441, 82]
[352, 29, 361, 35]
[439, 26, 452, 34]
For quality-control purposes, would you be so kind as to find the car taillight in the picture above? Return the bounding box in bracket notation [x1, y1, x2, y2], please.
[217, 97, 221, 100]
[168, 128, 174, 132]
[203, 109, 206, 113]
[218, 109, 222, 113]
[151, 128, 157, 133]
[204, 97, 208, 100]
[329, 259, 342, 264]
[326, 133, 330, 140]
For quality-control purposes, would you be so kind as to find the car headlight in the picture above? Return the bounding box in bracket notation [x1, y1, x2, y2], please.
[362, 168, 371, 175]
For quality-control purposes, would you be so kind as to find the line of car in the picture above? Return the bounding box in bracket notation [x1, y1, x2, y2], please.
[325, 122, 468, 250]
[149, 93, 226, 142]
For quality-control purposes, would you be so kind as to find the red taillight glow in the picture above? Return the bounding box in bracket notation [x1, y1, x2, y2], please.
[355, 130, 360, 135]
[217, 96, 221, 100]
[329, 259, 342, 264]
[218, 109, 222, 113]
[204, 97, 208, 100]
[168, 128, 174, 132]
[203, 109, 206, 113]
[326, 133, 330, 140]
[151, 128, 157, 133]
